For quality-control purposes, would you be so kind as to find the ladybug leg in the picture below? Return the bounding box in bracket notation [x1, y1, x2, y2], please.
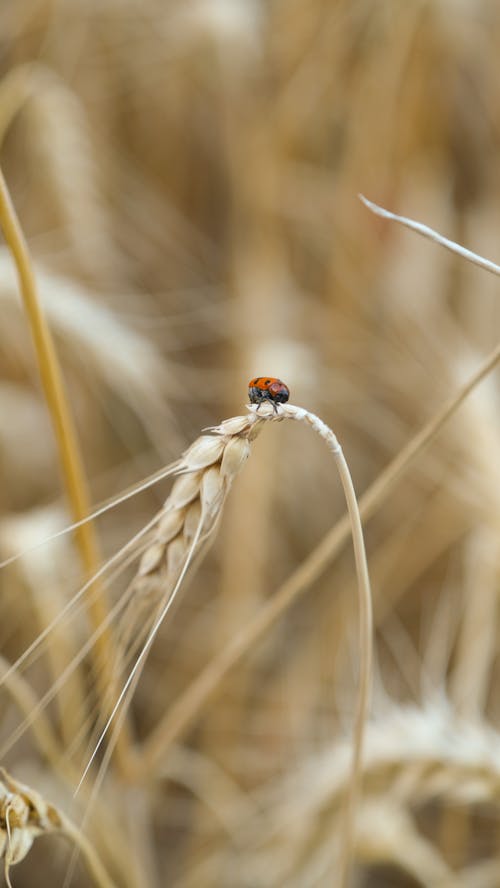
[254, 396, 275, 413]
[258, 391, 269, 411]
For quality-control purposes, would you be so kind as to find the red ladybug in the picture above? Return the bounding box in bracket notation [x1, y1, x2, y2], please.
[248, 377, 290, 411]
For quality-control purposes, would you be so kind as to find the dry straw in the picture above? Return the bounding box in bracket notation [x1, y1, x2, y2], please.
[359, 194, 500, 277]
[0, 165, 132, 770]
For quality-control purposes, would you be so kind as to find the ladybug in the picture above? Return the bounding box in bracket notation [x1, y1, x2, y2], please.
[248, 376, 290, 411]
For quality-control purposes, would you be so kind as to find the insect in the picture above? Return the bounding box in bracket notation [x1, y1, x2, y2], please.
[248, 376, 290, 412]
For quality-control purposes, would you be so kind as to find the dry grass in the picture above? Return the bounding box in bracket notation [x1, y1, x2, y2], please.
[1, 1, 500, 886]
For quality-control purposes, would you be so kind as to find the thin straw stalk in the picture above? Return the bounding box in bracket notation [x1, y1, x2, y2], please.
[359, 194, 500, 277]
[0, 166, 132, 770]
[262, 403, 372, 887]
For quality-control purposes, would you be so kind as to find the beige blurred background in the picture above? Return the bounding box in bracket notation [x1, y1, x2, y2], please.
[1, 1, 500, 886]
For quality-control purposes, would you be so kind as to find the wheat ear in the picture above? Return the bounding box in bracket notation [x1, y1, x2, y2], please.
[0, 768, 115, 888]
[78, 413, 266, 791]
[120, 414, 264, 644]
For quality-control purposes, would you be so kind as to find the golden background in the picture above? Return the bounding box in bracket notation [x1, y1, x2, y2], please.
[1, 1, 500, 885]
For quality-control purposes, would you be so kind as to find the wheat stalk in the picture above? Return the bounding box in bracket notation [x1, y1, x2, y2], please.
[0, 166, 132, 770]
[359, 194, 500, 277]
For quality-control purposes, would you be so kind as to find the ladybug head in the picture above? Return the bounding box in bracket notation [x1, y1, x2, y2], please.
[267, 380, 289, 402]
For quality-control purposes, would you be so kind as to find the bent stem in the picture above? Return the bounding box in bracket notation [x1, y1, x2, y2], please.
[0, 166, 132, 771]
[277, 404, 372, 886]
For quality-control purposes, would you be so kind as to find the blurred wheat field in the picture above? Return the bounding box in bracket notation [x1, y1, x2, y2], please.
[1, 0, 500, 886]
